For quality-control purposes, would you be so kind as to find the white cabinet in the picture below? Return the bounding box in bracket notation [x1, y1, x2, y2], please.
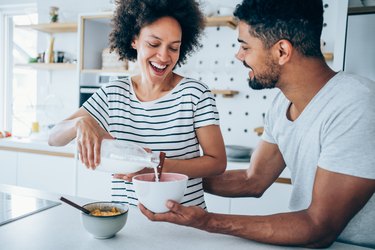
[204, 193, 231, 214]
[79, 14, 114, 73]
[230, 183, 292, 215]
[0, 150, 18, 185]
[76, 162, 112, 200]
[204, 162, 292, 215]
[17, 152, 75, 195]
[204, 182, 292, 216]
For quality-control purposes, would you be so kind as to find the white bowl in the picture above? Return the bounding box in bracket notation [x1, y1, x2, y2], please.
[81, 202, 129, 239]
[133, 173, 188, 213]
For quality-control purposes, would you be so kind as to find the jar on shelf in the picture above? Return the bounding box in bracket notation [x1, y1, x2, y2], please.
[50, 6, 59, 23]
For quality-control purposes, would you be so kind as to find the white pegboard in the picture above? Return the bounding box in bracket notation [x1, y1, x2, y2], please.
[176, 25, 279, 148]
[175, 0, 348, 149]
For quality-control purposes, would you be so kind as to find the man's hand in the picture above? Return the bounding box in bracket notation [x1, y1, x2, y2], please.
[139, 201, 209, 230]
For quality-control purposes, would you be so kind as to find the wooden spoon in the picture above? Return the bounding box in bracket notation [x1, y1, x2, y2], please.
[157, 152, 166, 181]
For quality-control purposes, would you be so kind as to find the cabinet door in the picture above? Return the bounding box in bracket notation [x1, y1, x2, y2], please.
[76, 162, 112, 201]
[17, 152, 75, 195]
[0, 150, 18, 185]
[204, 193, 231, 214]
[230, 183, 292, 215]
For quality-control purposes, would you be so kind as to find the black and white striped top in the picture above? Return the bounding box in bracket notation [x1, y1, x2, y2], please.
[83, 76, 220, 209]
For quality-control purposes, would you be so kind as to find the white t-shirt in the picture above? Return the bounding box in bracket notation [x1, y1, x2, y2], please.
[262, 72, 375, 248]
[83, 76, 220, 209]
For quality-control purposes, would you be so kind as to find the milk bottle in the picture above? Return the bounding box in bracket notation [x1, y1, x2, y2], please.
[98, 139, 161, 174]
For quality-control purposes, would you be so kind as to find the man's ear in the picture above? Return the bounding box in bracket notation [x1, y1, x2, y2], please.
[273, 39, 293, 65]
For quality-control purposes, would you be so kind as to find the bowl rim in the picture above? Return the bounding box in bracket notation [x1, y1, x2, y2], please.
[132, 172, 188, 182]
[82, 201, 129, 218]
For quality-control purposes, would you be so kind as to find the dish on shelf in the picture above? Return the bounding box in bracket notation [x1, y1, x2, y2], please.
[227, 156, 251, 162]
[225, 145, 253, 158]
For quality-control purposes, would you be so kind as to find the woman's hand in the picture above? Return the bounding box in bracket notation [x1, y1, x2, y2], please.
[113, 167, 155, 182]
[76, 116, 113, 169]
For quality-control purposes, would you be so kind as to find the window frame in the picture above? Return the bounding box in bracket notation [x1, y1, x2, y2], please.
[0, 3, 37, 130]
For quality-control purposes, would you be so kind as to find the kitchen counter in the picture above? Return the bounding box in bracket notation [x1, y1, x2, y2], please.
[0, 137, 75, 158]
[0, 184, 371, 250]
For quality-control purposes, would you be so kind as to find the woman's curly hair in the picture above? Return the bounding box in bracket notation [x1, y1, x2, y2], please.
[109, 0, 205, 65]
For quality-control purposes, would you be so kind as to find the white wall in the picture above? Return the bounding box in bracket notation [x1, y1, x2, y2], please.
[34, 0, 116, 127]
[0, 0, 35, 5]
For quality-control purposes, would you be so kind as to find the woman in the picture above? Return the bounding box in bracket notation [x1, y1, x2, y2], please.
[49, 0, 226, 209]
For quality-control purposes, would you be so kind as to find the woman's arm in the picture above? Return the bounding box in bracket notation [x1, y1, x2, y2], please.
[48, 107, 113, 168]
[48, 107, 88, 146]
[162, 124, 227, 178]
[115, 125, 226, 181]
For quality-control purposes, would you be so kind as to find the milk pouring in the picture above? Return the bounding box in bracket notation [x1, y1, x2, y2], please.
[98, 139, 161, 174]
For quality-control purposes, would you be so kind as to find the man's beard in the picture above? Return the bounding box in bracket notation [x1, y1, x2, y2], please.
[245, 56, 280, 90]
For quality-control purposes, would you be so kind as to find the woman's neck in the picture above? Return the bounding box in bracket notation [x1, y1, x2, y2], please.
[131, 73, 181, 102]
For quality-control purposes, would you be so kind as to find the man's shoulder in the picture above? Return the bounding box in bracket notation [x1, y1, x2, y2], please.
[331, 72, 375, 95]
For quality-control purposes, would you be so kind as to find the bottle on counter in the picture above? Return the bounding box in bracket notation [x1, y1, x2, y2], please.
[31, 121, 40, 133]
[0, 131, 12, 138]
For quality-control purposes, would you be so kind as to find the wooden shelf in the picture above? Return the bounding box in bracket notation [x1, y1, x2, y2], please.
[81, 69, 134, 74]
[15, 22, 77, 33]
[211, 89, 239, 97]
[80, 14, 238, 29]
[275, 177, 292, 185]
[15, 63, 77, 70]
[323, 52, 333, 61]
[205, 16, 238, 29]
[348, 6, 375, 14]
[254, 127, 264, 136]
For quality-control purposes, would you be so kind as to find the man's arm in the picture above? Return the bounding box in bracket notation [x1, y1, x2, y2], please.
[203, 140, 286, 197]
[140, 167, 375, 248]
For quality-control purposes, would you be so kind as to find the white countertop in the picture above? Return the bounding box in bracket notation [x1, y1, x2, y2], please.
[0, 184, 370, 250]
[0, 137, 76, 155]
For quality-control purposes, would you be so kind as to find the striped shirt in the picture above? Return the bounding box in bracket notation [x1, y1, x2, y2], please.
[83, 76, 220, 209]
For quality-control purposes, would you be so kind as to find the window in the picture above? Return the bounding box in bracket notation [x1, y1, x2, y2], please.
[0, 4, 37, 137]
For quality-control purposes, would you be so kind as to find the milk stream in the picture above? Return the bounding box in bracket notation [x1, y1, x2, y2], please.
[153, 166, 160, 182]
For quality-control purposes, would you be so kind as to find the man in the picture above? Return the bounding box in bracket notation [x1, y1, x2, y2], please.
[139, 0, 375, 248]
